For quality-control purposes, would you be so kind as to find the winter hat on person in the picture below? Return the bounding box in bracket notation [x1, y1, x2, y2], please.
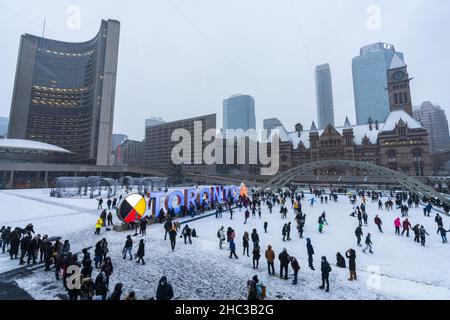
[321, 256, 327, 261]
[306, 238, 311, 243]
[283, 248, 287, 253]
[252, 275, 259, 282]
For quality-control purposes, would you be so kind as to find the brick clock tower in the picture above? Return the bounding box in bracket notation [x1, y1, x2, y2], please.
[387, 53, 413, 116]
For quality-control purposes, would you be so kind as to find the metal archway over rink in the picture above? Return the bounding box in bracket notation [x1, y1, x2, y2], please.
[258, 160, 450, 206]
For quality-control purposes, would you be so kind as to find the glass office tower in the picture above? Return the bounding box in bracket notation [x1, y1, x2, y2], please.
[223, 94, 256, 131]
[8, 19, 120, 165]
[315, 63, 335, 130]
[352, 43, 404, 125]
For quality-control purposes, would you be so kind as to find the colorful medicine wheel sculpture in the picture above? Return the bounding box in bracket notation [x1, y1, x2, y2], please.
[117, 193, 146, 223]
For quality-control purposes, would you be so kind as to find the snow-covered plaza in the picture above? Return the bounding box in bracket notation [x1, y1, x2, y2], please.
[0, 187, 449, 300]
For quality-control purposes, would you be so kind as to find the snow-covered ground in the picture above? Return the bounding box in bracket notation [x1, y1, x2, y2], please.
[1, 188, 450, 300]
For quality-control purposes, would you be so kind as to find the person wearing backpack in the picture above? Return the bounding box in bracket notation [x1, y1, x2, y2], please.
[320, 256, 331, 292]
[247, 275, 265, 300]
[290, 256, 301, 285]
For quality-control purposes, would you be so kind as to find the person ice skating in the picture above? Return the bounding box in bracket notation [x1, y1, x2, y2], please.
[244, 209, 250, 224]
[156, 276, 174, 300]
[355, 226, 363, 247]
[320, 211, 328, 225]
[374, 215, 383, 233]
[336, 252, 346, 268]
[282, 224, 287, 241]
[252, 244, 261, 269]
[169, 227, 177, 251]
[136, 239, 145, 265]
[306, 238, 315, 270]
[362, 233, 373, 254]
[265, 245, 275, 275]
[122, 235, 133, 260]
[286, 222, 291, 240]
[290, 256, 301, 285]
[139, 217, 148, 236]
[402, 218, 411, 237]
[437, 226, 449, 243]
[279, 248, 290, 279]
[413, 224, 420, 243]
[346, 249, 357, 281]
[243, 231, 250, 256]
[419, 225, 429, 246]
[101, 256, 113, 287]
[435, 214, 443, 227]
[107, 198, 112, 210]
[182, 225, 192, 244]
[95, 217, 103, 235]
[229, 239, 238, 259]
[394, 217, 401, 235]
[319, 256, 331, 292]
[264, 221, 268, 233]
[217, 226, 225, 249]
[362, 212, 368, 225]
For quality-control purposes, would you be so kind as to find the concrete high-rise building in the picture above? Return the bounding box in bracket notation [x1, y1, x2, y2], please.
[315, 63, 335, 129]
[145, 117, 166, 128]
[223, 94, 256, 131]
[263, 118, 283, 137]
[144, 114, 216, 174]
[352, 43, 405, 125]
[0, 117, 8, 138]
[7, 19, 120, 165]
[414, 101, 450, 153]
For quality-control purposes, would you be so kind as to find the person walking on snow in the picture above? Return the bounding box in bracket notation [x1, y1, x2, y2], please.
[435, 214, 443, 227]
[374, 215, 383, 233]
[306, 238, 315, 270]
[419, 225, 429, 246]
[362, 233, 373, 254]
[122, 235, 133, 260]
[252, 244, 261, 269]
[402, 218, 411, 237]
[437, 226, 449, 243]
[242, 231, 250, 257]
[319, 256, 331, 292]
[136, 239, 145, 265]
[355, 226, 363, 247]
[229, 239, 238, 259]
[169, 227, 177, 252]
[95, 217, 103, 235]
[394, 218, 401, 236]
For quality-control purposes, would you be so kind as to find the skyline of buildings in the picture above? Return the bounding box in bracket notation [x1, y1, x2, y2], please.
[263, 118, 283, 137]
[223, 94, 256, 131]
[7, 19, 120, 165]
[352, 42, 405, 125]
[414, 101, 450, 153]
[315, 63, 335, 130]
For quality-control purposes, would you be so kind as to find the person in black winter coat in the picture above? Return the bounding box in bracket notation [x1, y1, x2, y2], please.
[19, 234, 31, 265]
[169, 228, 177, 251]
[362, 233, 373, 254]
[27, 235, 39, 265]
[95, 271, 108, 300]
[355, 226, 363, 247]
[156, 276, 174, 300]
[9, 230, 20, 259]
[278, 248, 290, 280]
[320, 256, 331, 292]
[252, 245, 261, 269]
[336, 252, 346, 268]
[306, 238, 315, 270]
[435, 214, 443, 227]
[136, 239, 145, 264]
[345, 249, 357, 281]
[122, 235, 133, 260]
[251, 229, 259, 248]
[108, 283, 123, 300]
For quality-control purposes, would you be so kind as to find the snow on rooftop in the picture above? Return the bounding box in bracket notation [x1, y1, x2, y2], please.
[381, 110, 423, 132]
[0, 139, 72, 153]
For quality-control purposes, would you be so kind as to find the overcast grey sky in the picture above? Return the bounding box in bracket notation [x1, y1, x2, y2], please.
[0, 0, 449, 141]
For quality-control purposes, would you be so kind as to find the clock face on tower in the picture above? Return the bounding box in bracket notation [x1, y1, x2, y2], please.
[393, 70, 406, 81]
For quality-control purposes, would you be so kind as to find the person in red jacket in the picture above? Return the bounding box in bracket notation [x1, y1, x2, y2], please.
[374, 215, 383, 233]
[402, 218, 412, 237]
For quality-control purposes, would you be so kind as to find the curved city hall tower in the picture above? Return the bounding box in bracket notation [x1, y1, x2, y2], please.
[8, 19, 120, 165]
